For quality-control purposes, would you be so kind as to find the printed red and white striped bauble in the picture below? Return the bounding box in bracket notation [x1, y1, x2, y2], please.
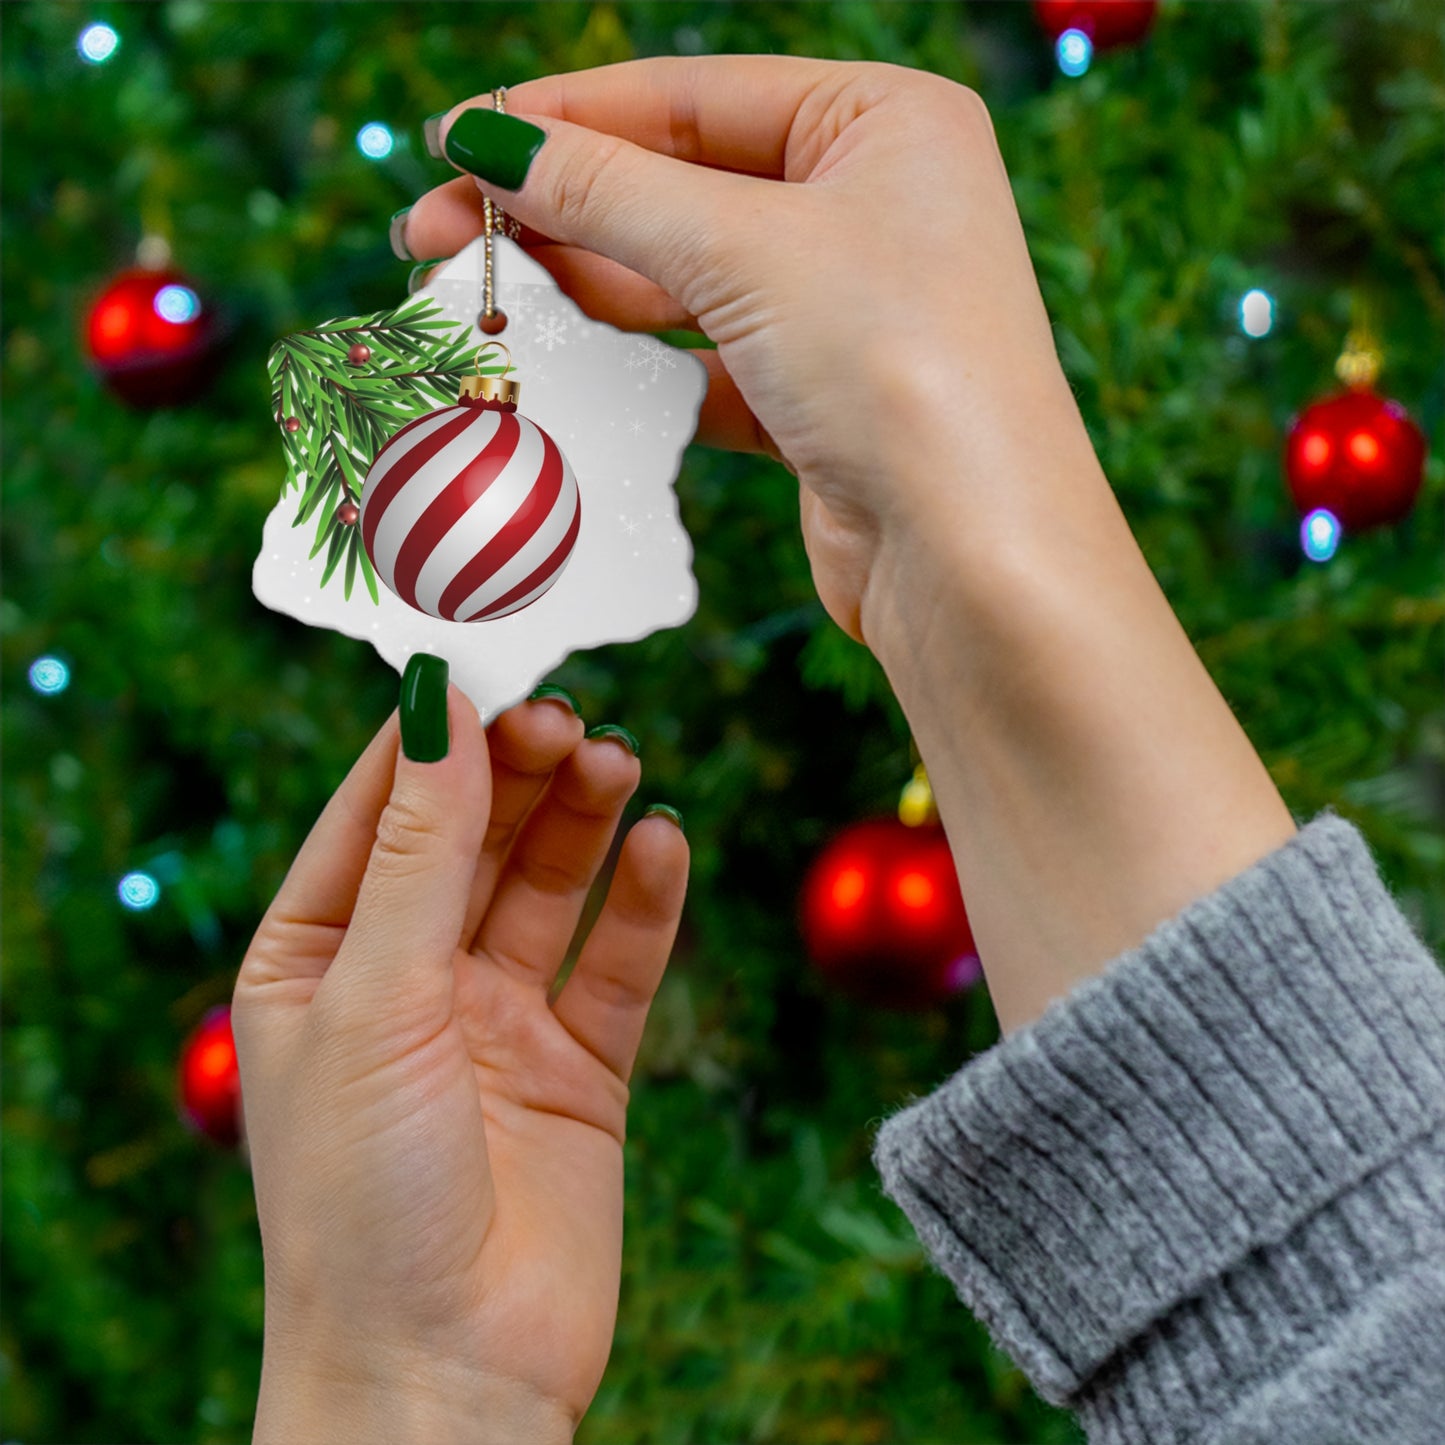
[360, 397, 580, 622]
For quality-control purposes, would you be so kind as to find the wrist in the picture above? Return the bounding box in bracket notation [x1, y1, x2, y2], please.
[254, 1340, 575, 1445]
[858, 411, 1294, 1035]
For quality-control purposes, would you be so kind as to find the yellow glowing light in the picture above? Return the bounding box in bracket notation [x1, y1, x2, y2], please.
[1301, 433, 1331, 469]
[895, 871, 935, 910]
[830, 866, 867, 910]
[196, 1038, 234, 1080]
[1347, 430, 1380, 466]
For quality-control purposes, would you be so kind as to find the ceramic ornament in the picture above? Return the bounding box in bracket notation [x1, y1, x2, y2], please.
[253, 235, 707, 722]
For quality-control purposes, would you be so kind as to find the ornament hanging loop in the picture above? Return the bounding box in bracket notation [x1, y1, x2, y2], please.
[473, 340, 514, 378]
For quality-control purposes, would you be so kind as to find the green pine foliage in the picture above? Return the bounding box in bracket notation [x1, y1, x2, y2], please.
[269, 296, 489, 602]
[3, 3, 1441, 1443]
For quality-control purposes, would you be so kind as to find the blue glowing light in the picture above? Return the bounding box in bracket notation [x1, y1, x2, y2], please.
[1301, 508, 1341, 563]
[78, 22, 119, 64]
[1240, 288, 1274, 338]
[1057, 28, 1093, 77]
[356, 122, 395, 159]
[118, 871, 161, 910]
[154, 284, 201, 324]
[28, 656, 71, 695]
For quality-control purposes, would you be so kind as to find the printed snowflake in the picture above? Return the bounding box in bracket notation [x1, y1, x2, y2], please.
[625, 337, 680, 382]
[534, 311, 568, 352]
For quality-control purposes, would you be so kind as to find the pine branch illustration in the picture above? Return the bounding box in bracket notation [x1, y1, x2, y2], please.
[267, 296, 506, 605]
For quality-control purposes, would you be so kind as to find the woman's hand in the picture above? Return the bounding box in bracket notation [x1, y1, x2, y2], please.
[233, 673, 687, 1442]
[401, 56, 1095, 645]
[403, 59, 1295, 1037]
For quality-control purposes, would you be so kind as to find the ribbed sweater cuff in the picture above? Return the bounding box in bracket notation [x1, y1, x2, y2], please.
[871, 812, 1445, 1417]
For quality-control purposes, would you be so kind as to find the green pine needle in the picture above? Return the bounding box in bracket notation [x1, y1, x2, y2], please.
[267, 296, 509, 606]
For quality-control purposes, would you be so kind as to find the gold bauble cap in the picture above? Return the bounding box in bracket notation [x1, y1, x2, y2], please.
[460, 340, 520, 406]
[459, 372, 521, 406]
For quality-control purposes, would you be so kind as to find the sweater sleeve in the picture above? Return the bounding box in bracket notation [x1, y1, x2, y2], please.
[871, 810, 1445, 1445]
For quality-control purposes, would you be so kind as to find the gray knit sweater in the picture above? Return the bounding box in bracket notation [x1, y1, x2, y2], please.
[872, 811, 1445, 1444]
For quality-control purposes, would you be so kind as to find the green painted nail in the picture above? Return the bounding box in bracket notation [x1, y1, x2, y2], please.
[423, 112, 446, 160]
[443, 106, 546, 191]
[407, 259, 448, 295]
[585, 723, 639, 757]
[400, 653, 449, 762]
[528, 684, 581, 716]
[644, 803, 685, 834]
[388, 206, 413, 261]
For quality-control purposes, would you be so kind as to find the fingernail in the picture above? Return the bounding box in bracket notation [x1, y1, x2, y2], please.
[407, 259, 447, 295]
[644, 803, 684, 834]
[528, 684, 581, 716]
[584, 723, 639, 757]
[423, 112, 447, 160]
[400, 653, 449, 762]
[443, 107, 546, 191]
[388, 207, 413, 261]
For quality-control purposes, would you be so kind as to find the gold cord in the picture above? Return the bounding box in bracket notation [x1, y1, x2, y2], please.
[481, 87, 522, 327]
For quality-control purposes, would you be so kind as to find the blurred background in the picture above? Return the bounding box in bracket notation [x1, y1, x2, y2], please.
[2, 2, 1441, 1442]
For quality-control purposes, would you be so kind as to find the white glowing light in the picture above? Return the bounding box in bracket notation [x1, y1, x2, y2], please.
[118, 871, 161, 910]
[1240, 289, 1274, 338]
[78, 23, 119, 64]
[29, 656, 71, 694]
[154, 284, 201, 324]
[1301, 508, 1341, 563]
[357, 123, 395, 160]
[1057, 28, 1093, 77]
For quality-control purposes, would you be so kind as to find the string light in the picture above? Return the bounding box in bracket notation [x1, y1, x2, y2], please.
[118, 871, 161, 910]
[28, 656, 70, 694]
[1301, 508, 1341, 563]
[153, 284, 201, 324]
[1057, 28, 1093, 77]
[1240, 289, 1274, 338]
[78, 22, 119, 64]
[356, 122, 395, 159]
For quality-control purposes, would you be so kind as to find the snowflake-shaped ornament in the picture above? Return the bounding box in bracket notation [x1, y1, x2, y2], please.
[252, 236, 707, 722]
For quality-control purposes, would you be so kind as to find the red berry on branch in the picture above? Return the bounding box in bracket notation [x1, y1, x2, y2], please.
[337, 500, 361, 526]
[283, 415, 301, 433]
[347, 342, 372, 365]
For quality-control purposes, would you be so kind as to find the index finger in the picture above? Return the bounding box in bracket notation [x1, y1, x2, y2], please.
[462, 54, 847, 181]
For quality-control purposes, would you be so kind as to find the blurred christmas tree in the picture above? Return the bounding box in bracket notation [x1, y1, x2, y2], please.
[2, 3, 1440, 1442]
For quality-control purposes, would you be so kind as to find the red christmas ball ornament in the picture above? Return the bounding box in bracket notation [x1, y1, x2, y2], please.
[1034, 0, 1157, 49]
[799, 817, 980, 1011]
[85, 266, 219, 407]
[347, 342, 372, 365]
[360, 346, 581, 622]
[177, 1005, 242, 1148]
[1285, 388, 1426, 533]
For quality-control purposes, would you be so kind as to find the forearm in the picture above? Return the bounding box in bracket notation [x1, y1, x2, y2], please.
[254, 1339, 575, 1445]
[861, 394, 1296, 1035]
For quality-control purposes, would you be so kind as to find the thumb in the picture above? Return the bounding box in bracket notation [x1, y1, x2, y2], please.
[441, 105, 762, 318]
[330, 654, 489, 1022]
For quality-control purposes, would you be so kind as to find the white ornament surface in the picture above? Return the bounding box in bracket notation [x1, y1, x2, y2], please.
[252, 237, 706, 722]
